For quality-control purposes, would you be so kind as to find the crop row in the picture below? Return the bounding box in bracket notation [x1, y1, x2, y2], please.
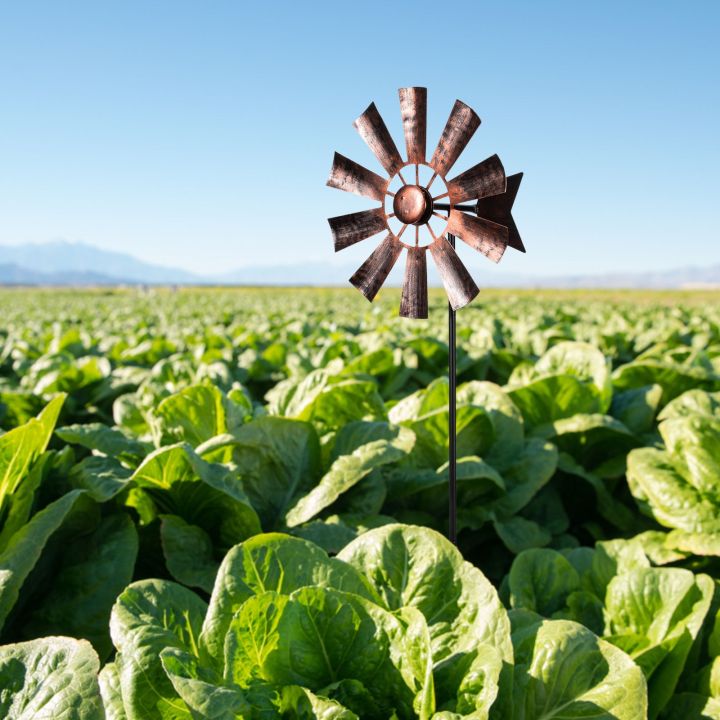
[0, 288, 719, 718]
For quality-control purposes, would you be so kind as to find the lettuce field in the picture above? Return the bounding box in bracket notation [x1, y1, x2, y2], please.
[2, 286, 720, 720]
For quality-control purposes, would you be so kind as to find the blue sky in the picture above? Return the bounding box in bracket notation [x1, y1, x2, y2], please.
[0, 1, 717, 278]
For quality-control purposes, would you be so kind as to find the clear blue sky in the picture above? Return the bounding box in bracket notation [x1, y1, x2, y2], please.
[0, 1, 717, 277]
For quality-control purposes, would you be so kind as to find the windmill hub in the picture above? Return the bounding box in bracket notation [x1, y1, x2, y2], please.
[393, 184, 433, 226]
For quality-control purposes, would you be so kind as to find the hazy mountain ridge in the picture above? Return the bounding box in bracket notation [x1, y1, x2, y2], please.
[0, 263, 134, 286]
[0, 240, 201, 284]
[1, 240, 718, 289]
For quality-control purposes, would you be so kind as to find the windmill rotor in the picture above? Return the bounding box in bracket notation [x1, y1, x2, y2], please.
[327, 87, 524, 319]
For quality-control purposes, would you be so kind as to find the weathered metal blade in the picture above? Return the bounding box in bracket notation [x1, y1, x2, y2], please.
[328, 208, 387, 251]
[505, 216, 525, 253]
[326, 152, 388, 201]
[353, 103, 403, 176]
[475, 172, 525, 252]
[447, 154, 506, 204]
[429, 236, 479, 310]
[399, 246, 428, 319]
[349, 233, 402, 301]
[447, 210, 508, 263]
[398, 87, 427, 164]
[429, 100, 481, 178]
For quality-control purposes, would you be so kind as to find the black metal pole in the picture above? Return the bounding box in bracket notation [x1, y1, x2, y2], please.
[447, 232, 457, 545]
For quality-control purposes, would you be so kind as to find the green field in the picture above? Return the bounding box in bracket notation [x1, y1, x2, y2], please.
[1, 286, 720, 719]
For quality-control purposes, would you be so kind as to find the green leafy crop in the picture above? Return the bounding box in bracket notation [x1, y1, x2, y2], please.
[0, 287, 719, 718]
[104, 525, 646, 720]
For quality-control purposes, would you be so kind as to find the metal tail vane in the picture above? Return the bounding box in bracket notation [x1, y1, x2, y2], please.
[326, 87, 525, 544]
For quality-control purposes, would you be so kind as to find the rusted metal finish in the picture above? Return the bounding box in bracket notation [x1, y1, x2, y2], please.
[327, 91, 525, 317]
[400, 246, 428, 319]
[399, 87, 427, 163]
[428, 235, 479, 310]
[328, 207, 387, 251]
[447, 154, 506, 205]
[326, 152, 388, 202]
[393, 185, 433, 225]
[475, 172, 525, 252]
[353, 102, 404, 176]
[429, 100, 481, 178]
[447, 209, 508, 263]
[350, 233, 402, 301]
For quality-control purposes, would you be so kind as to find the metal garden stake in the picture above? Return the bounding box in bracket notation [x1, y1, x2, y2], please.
[326, 87, 525, 544]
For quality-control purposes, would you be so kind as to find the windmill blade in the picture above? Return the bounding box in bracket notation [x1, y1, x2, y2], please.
[326, 152, 388, 201]
[429, 100, 481, 178]
[353, 103, 403, 176]
[399, 87, 427, 164]
[350, 233, 402, 301]
[328, 208, 387, 251]
[475, 172, 525, 252]
[447, 209, 508, 263]
[400, 246, 428, 319]
[447, 154, 506, 205]
[429, 236, 479, 310]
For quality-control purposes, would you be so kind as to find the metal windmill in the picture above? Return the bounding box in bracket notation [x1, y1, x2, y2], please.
[326, 87, 524, 543]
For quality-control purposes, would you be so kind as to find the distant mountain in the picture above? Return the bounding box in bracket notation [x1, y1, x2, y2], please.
[214, 262, 362, 286]
[216, 262, 720, 289]
[0, 262, 133, 286]
[0, 240, 201, 284]
[1, 240, 718, 289]
[483, 266, 720, 289]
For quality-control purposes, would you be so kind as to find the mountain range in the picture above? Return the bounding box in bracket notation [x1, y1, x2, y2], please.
[1, 240, 718, 289]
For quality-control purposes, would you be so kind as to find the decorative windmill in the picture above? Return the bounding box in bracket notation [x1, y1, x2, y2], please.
[326, 87, 524, 542]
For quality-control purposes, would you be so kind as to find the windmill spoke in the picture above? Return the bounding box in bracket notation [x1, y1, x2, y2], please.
[447, 154, 506, 204]
[400, 246, 428, 319]
[429, 236, 479, 310]
[399, 87, 427, 164]
[327, 152, 388, 201]
[448, 209, 508, 263]
[328, 208, 388, 251]
[429, 100, 481, 177]
[350, 234, 403, 302]
[354, 102, 404, 176]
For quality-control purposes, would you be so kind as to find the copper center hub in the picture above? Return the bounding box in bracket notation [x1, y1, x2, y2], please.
[393, 184, 433, 226]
